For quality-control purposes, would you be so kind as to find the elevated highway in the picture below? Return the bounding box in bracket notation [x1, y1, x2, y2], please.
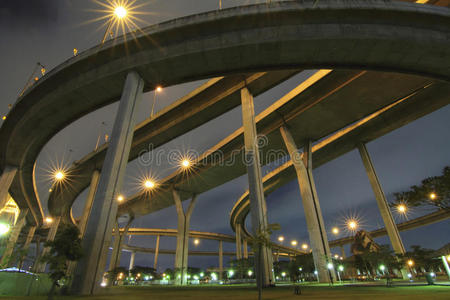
[0, 1, 448, 227]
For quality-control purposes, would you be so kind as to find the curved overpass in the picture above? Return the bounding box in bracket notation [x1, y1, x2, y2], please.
[229, 83, 450, 236]
[117, 228, 305, 256]
[0, 1, 448, 226]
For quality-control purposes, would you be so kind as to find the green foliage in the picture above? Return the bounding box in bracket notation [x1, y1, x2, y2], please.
[398, 245, 441, 273]
[393, 166, 450, 209]
[42, 224, 83, 283]
[106, 266, 128, 285]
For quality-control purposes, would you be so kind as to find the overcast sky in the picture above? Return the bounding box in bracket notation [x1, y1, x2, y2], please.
[1, 0, 449, 272]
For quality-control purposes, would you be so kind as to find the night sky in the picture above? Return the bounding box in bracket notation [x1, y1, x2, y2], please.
[1, 0, 449, 273]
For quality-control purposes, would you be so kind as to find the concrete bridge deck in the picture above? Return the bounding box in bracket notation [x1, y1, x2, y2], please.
[0, 1, 448, 226]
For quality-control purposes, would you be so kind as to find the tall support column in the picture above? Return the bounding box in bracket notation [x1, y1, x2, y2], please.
[340, 246, 346, 259]
[218, 240, 223, 280]
[71, 71, 144, 295]
[153, 235, 160, 270]
[280, 126, 335, 283]
[34, 216, 61, 273]
[109, 217, 134, 272]
[235, 224, 242, 260]
[357, 143, 408, 279]
[0, 166, 17, 210]
[78, 170, 100, 238]
[0, 209, 28, 268]
[243, 239, 248, 259]
[173, 190, 197, 285]
[441, 256, 450, 280]
[67, 170, 101, 277]
[129, 251, 135, 271]
[18, 225, 36, 269]
[241, 87, 274, 288]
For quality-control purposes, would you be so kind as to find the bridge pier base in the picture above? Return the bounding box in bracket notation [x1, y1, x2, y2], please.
[173, 190, 197, 285]
[358, 143, 409, 279]
[280, 126, 335, 284]
[219, 240, 223, 280]
[235, 224, 242, 260]
[129, 251, 135, 271]
[34, 215, 61, 273]
[71, 71, 144, 295]
[241, 87, 274, 288]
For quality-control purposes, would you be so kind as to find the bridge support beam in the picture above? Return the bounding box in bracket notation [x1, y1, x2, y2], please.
[129, 251, 136, 271]
[235, 224, 242, 260]
[154, 235, 160, 270]
[241, 87, 274, 288]
[280, 126, 335, 284]
[109, 217, 134, 272]
[0, 209, 28, 268]
[79, 170, 100, 238]
[442, 256, 450, 280]
[357, 143, 408, 279]
[219, 240, 223, 280]
[18, 225, 36, 269]
[71, 71, 144, 295]
[0, 166, 17, 211]
[243, 239, 248, 259]
[173, 190, 197, 285]
[34, 215, 61, 273]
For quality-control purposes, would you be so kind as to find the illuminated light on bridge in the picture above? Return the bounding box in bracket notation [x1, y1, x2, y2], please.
[278, 236, 284, 242]
[301, 243, 309, 250]
[0, 223, 10, 236]
[347, 219, 358, 232]
[332, 227, 339, 235]
[144, 179, 156, 190]
[117, 195, 124, 202]
[291, 240, 297, 247]
[114, 6, 127, 19]
[45, 217, 53, 224]
[193, 239, 200, 246]
[54, 171, 65, 181]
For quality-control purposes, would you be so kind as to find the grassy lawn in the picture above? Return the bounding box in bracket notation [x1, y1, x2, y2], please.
[3, 284, 450, 300]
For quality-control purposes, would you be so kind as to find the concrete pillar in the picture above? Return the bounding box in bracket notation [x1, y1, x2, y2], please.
[241, 87, 274, 288]
[280, 126, 335, 283]
[71, 72, 144, 295]
[129, 251, 135, 271]
[109, 217, 133, 271]
[78, 170, 100, 238]
[340, 246, 346, 259]
[153, 235, 160, 270]
[18, 225, 36, 269]
[243, 239, 248, 259]
[235, 224, 242, 260]
[0, 166, 17, 210]
[173, 190, 197, 285]
[357, 143, 408, 279]
[441, 256, 450, 280]
[67, 170, 101, 277]
[34, 216, 61, 273]
[219, 240, 223, 280]
[0, 209, 28, 268]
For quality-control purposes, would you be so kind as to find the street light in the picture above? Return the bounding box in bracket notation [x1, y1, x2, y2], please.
[407, 259, 414, 267]
[291, 240, 298, 247]
[327, 263, 334, 270]
[114, 6, 127, 19]
[194, 239, 200, 246]
[278, 236, 284, 242]
[429, 192, 437, 200]
[143, 179, 155, 190]
[45, 217, 53, 224]
[54, 171, 65, 181]
[0, 223, 10, 236]
[151, 86, 163, 117]
[332, 227, 339, 235]
[347, 219, 358, 232]
[301, 243, 308, 250]
[117, 195, 124, 202]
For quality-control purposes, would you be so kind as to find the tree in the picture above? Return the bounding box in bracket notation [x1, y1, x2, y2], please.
[398, 245, 440, 275]
[392, 166, 450, 210]
[42, 224, 83, 300]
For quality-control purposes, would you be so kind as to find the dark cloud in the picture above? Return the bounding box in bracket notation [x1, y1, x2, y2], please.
[0, 0, 60, 27]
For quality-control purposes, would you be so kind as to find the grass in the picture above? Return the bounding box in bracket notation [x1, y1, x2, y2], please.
[3, 284, 450, 300]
